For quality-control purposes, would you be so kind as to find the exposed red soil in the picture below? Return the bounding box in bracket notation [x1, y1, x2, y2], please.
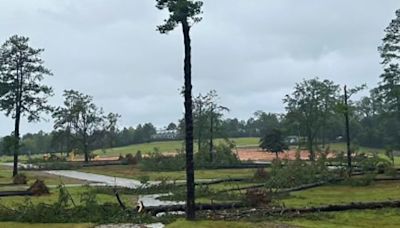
[235, 148, 310, 161]
[88, 148, 335, 162]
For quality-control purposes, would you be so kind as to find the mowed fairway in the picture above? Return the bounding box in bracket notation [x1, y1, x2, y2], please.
[92, 137, 259, 157]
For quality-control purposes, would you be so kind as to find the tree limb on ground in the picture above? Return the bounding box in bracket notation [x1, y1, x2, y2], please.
[144, 200, 400, 217]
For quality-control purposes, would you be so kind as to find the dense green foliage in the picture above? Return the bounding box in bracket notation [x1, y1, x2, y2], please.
[259, 128, 288, 158]
[140, 141, 239, 171]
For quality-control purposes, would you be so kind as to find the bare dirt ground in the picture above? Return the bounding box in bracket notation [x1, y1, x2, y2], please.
[235, 148, 311, 161]
[89, 148, 333, 162]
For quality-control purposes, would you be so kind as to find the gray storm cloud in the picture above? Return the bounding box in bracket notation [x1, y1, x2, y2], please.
[0, 0, 399, 136]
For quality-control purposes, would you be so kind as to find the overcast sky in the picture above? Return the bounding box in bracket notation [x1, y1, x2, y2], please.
[0, 0, 399, 136]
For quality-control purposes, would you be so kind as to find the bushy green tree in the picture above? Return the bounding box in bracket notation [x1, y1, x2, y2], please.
[260, 128, 288, 159]
[284, 78, 340, 161]
[378, 8, 400, 150]
[53, 90, 107, 163]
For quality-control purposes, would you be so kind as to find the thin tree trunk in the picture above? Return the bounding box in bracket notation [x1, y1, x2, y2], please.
[182, 20, 195, 220]
[209, 107, 214, 162]
[13, 67, 22, 177]
[83, 132, 89, 163]
[13, 108, 20, 177]
[198, 104, 202, 153]
[344, 85, 352, 175]
[308, 132, 315, 161]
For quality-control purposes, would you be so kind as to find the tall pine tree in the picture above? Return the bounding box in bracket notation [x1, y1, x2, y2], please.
[0, 35, 53, 176]
[378, 9, 400, 149]
[156, 0, 203, 220]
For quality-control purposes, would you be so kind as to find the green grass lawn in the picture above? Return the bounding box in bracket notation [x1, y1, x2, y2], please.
[0, 222, 92, 228]
[287, 208, 400, 228]
[92, 137, 259, 157]
[167, 219, 284, 228]
[282, 181, 400, 208]
[0, 185, 137, 208]
[78, 165, 258, 181]
[0, 165, 85, 186]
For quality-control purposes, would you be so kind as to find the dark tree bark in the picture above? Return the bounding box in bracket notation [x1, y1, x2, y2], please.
[344, 85, 352, 175]
[182, 19, 195, 220]
[13, 64, 23, 177]
[197, 102, 203, 153]
[209, 106, 214, 161]
[83, 135, 89, 163]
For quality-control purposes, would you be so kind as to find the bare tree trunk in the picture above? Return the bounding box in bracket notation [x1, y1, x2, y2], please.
[198, 104, 202, 153]
[209, 107, 214, 162]
[182, 20, 195, 220]
[13, 107, 20, 177]
[83, 132, 89, 163]
[344, 85, 352, 175]
[307, 131, 315, 161]
[13, 68, 22, 177]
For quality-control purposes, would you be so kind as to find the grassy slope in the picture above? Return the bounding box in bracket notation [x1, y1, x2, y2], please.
[93, 137, 259, 156]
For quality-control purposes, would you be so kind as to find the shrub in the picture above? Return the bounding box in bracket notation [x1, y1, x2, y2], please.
[384, 165, 398, 177]
[28, 179, 50, 196]
[344, 173, 376, 187]
[195, 141, 240, 168]
[138, 175, 150, 186]
[140, 140, 240, 171]
[266, 158, 334, 189]
[125, 153, 138, 165]
[358, 154, 391, 173]
[253, 168, 270, 181]
[135, 150, 143, 161]
[13, 173, 27, 185]
[140, 150, 185, 171]
[245, 189, 272, 207]
[48, 154, 66, 161]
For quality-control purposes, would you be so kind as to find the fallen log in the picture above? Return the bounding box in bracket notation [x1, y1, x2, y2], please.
[144, 202, 246, 216]
[277, 181, 327, 194]
[219, 180, 328, 194]
[196, 178, 250, 186]
[264, 200, 400, 215]
[373, 177, 400, 181]
[144, 200, 400, 216]
[113, 188, 126, 210]
[0, 191, 33, 197]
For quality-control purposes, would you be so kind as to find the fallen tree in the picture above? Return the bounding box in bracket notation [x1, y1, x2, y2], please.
[144, 202, 245, 216]
[219, 180, 327, 194]
[196, 178, 249, 186]
[144, 200, 400, 217]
